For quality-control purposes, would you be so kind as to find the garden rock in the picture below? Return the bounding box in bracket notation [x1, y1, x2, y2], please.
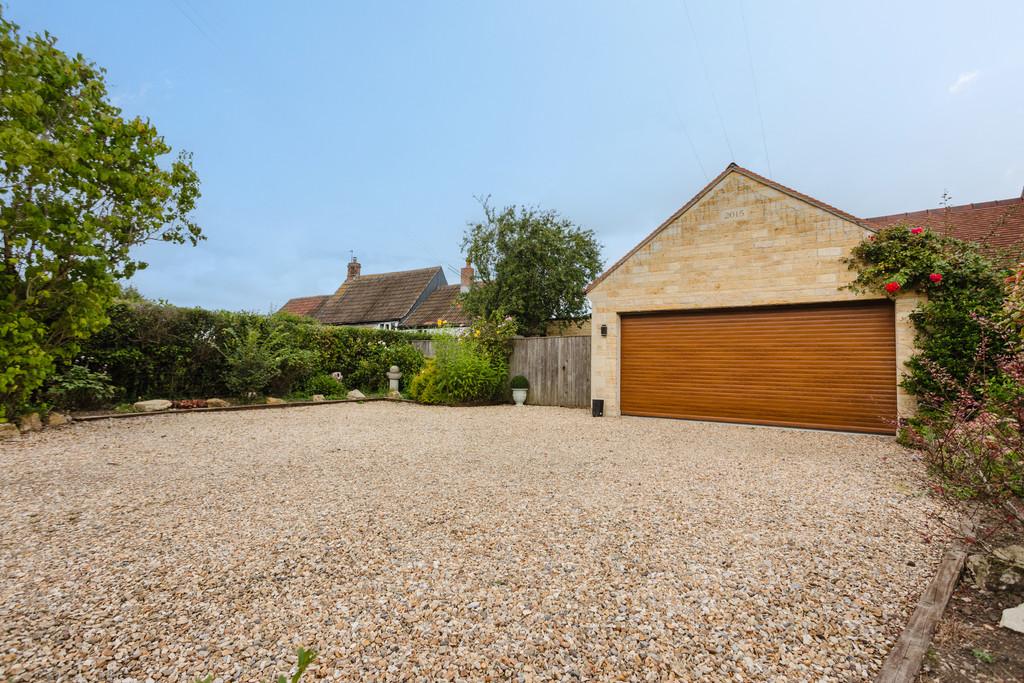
[206, 398, 230, 408]
[133, 399, 172, 412]
[966, 554, 991, 590]
[18, 413, 42, 432]
[1000, 602, 1024, 633]
[47, 412, 71, 427]
[1000, 569, 1022, 586]
[966, 548, 1024, 591]
[994, 545, 1024, 569]
[347, 389, 366, 400]
[0, 423, 17, 440]
[265, 397, 285, 405]
[311, 394, 326, 402]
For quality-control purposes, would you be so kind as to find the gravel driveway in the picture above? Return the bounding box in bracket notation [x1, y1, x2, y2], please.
[1, 403, 941, 681]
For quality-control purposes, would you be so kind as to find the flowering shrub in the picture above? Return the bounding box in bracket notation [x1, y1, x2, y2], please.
[467, 311, 519, 366]
[407, 335, 504, 405]
[903, 345, 1023, 537]
[407, 311, 516, 405]
[846, 223, 1010, 399]
[897, 260, 1024, 547]
[999, 263, 1024, 342]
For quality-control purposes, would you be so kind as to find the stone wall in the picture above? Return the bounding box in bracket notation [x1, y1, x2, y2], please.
[588, 170, 918, 419]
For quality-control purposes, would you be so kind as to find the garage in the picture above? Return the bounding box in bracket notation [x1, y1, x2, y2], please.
[586, 164, 919, 430]
[619, 300, 897, 434]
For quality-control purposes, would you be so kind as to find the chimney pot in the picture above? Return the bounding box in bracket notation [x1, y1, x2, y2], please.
[347, 256, 361, 281]
[460, 263, 474, 293]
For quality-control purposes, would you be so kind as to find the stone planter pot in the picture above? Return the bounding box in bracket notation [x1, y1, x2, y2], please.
[512, 388, 528, 406]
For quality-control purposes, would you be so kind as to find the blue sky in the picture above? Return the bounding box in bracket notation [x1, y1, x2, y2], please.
[9, 1, 1024, 311]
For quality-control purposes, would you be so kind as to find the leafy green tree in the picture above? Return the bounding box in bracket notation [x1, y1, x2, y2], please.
[0, 13, 202, 419]
[461, 199, 602, 336]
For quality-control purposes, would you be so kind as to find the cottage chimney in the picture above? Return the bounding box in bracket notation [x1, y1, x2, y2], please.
[460, 262, 474, 293]
[346, 256, 361, 281]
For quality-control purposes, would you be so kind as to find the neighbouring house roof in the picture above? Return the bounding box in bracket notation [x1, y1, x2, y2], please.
[279, 295, 329, 318]
[401, 284, 472, 328]
[586, 163, 877, 293]
[864, 196, 1024, 256]
[315, 266, 443, 325]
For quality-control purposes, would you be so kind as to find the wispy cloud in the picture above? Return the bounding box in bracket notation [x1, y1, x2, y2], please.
[110, 82, 152, 108]
[948, 70, 979, 95]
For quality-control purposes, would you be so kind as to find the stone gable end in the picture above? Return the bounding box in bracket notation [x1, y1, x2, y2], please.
[590, 171, 873, 308]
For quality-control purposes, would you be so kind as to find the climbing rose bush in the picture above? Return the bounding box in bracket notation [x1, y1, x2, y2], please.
[846, 223, 1010, 399]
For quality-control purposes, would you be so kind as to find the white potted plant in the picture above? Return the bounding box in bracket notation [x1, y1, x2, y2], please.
[510, 375, 529, 406]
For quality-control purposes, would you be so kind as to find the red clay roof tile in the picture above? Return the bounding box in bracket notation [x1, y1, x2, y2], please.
[864, 197, 1024, 257]
[278, 295, 329, 318]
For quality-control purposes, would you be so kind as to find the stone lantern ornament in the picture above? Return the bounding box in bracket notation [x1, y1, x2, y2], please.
[386, 365, 402, 398]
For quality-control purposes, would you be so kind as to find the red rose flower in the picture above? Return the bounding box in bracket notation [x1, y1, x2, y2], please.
[885, 281, 901, 293]
[929, 273, 942, 283]
[911, 227, 924, 235]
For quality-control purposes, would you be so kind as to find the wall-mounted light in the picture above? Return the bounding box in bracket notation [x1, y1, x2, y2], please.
[600, 324, 607, 337]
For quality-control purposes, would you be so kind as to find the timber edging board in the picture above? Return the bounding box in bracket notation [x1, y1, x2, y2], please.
[72, 396, 413, 422]
[875, 533, 972, 682]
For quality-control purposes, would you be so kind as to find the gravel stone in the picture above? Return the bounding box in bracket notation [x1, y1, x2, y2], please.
[0, 403, 944, 681]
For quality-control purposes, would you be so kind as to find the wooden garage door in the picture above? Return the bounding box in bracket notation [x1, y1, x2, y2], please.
[620, 301, 896, 434]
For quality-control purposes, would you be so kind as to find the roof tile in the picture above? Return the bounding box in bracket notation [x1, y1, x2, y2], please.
[401, 285, 472, 328]
[864, 198, 1024, 257]
[278, 295, 329, 318]
[316, 267, 443, 324]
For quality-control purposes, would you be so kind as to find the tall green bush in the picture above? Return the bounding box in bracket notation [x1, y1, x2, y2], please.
[407, 312, 517, 405]
[407, 336, 503, 405]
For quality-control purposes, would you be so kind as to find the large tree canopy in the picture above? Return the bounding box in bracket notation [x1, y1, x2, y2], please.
[0, 13, 202, 419]
[460, 200, 602, 336]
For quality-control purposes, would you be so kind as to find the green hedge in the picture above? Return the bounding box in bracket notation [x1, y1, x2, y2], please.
[70, 301, 425, 403]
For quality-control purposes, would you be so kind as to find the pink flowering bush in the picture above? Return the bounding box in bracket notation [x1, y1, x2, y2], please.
[904, 347, 1023, 534]
[902, 274, 1024, 538]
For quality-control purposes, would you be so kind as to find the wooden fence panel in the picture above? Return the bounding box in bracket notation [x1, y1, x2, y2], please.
[509, 336, 590, 408]
[410, 340, 435, 357]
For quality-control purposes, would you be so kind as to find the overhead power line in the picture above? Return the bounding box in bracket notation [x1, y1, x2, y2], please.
[738, 0, 773, 178]
[682, 0, 735, 162]
[168, 0, 218, 49]
[672, 102, 710, 183]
